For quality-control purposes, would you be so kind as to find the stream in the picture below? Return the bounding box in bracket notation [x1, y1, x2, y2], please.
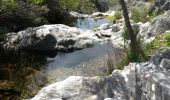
[41, 17, 115, 82]
[0, 17, 116, 99]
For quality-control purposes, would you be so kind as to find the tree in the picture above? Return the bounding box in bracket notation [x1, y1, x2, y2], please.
[119, 0, 146, 62]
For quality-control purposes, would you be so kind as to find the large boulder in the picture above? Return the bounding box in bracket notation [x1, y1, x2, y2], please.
[1, 24, 98, 52]
[147, 13, 170, 36]
[30, 49, 170, 100]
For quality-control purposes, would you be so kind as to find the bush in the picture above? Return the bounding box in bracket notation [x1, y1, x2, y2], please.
[131, 6, 150, 23]
[0, 0, 17, 15]
[144, 33, 170, 58]
[105, 11, 122, 23]
[164, 32, 170, 46]
[59, 0, 97, 14]
[0, 0, 49, 34]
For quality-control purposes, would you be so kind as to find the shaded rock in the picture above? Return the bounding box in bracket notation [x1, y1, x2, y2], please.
[0, 64, 48, 99]
[160, 58, 170, 70]
[0, 80, 21, 100]
[150, 49, 170, 65]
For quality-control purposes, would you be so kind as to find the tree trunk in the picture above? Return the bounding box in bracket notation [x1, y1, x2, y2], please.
[119, 0, 139, 59]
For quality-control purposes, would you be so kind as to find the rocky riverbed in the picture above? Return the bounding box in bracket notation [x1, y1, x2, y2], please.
[1, 6, 170, 100]
[30, 49, 170, 100]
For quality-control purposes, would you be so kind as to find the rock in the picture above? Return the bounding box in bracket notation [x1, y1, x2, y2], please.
[95, 30, 112, 38]
[0, 80, 21, 100]
[1, 24, 98, 52]
[164, 10, 170, 16]
[150, 49, 170, 65]
[112, 24, 121, 32]
[24, 69, 48, 97]
[97, 23, 112, 30]
[91, 11, 115, 18]
[30, 75, 128, 100]
[147, 14, 170, 36]
[91, 12, 105, 18]
[150, 0, 170, 12]
[160, 58, 170, 70]
[0, 64, 48, 98]
[30, 49, 170, 100]
[69, 11, 90, 18]
[132, 1, 152, 8]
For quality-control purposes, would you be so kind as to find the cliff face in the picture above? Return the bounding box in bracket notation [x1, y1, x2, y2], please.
[30, 49, 170, 100]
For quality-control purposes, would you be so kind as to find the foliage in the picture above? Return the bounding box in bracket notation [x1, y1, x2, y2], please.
[121, 24, 139, 40]
[0, 0, 49, 34]
[105, 11, 122, 23]
[144, 33, 170, 57]
[0, 0, 17, 15]
[146, 0, 156, 3]
[107, 50, 125, 74]
[165, 32, 170, 46]
[131, 6, 150, 23]
[92, 25, 100, 29]
[31, 0, 45, 4]
[0, 26, 9, 36]
[33, 17, 48, 25]
[59, 0, 97, 14]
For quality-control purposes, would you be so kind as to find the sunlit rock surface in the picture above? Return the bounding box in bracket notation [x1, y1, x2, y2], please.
[30, 50, 170, 100]
[1, 24, 98, 51]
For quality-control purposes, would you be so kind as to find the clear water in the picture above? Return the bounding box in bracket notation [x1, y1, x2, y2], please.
[40, 17, 114, 82]
[41, 43, 117, 82]
[76, 17, 112, 29]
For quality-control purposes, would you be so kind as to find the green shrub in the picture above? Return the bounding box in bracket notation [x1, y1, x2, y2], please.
[33, 17, 48, 25]
[164, 32, 170, 46]
[131, 6, 150, 23]
[0, 0, 16, 14]
[144, 33, 170, 57]
[59, 0, 97, 14]
[105, 11, 122, 23]
[0, 26, 9, 36]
